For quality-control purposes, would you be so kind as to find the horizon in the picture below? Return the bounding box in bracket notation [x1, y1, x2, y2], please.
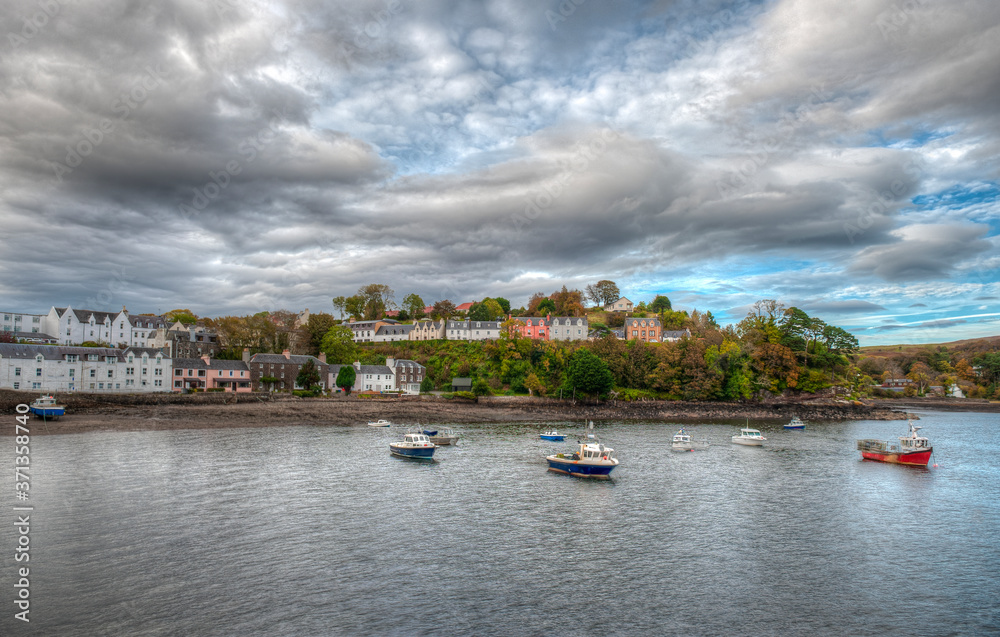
[1, 0, 998, 347]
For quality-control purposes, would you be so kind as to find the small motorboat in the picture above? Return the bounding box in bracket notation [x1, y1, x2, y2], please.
[539, 430, 566, 441]
[784, 417, 805, 430]
[671, 428, 710, 452]
[389, 432, 436, 459]
[426, 428, 459, 446]
[367, 419, 392, 427]
[732, 427, 766, 446]
[545, 423, 618, 478]
[857, 420, 932, 467]
[29, 395, 65, 419]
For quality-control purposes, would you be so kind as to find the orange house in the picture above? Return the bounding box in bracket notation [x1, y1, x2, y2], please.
[624, 317, 661, 343]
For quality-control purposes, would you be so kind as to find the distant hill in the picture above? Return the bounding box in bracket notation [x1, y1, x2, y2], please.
[860, 336, 1000, 358]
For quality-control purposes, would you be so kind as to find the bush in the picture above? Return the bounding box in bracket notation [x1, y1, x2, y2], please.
[293, 389, 320, 398]
[472, 377, 491, 396]
[452, 391, 478, 401]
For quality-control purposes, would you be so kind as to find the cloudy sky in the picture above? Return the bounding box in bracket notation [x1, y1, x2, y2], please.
[1, 0, 998, 345]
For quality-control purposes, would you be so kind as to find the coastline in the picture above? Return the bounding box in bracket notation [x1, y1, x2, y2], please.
[2, 390, 920, 435]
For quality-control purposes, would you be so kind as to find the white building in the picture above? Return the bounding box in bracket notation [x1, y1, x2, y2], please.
[373, 324, 414, 342]
[0, 344, 171, 393]
[549, 316, 589, 341]
[445, 319, 501, 340]
[42, 306, 133, 346]
[1, 312, 48, 338]
[329, 357, 426, 394]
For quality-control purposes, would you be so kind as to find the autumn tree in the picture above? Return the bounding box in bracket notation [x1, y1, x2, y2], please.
[907, 361, 934, 394]
[402, 293, 425, 319]
[526, 292, 547, 314]
[357, 283, 396, 320]
[525, 371, 545, 396]
[586, 280, 620, 306]
[165, 308, 198, 324]
[550, 286, 586, 316]
[535, 298, 556, 315]
[431, 299, 456, 320]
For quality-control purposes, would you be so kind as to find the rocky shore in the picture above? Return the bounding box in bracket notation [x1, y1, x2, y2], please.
[1, 390, 913, 435]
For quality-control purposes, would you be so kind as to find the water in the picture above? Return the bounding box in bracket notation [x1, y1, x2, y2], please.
[2, 411, 998, 636]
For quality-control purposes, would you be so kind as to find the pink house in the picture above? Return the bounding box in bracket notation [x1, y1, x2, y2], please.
[172, 355, 252, 392]
[509, 315, 551, 340]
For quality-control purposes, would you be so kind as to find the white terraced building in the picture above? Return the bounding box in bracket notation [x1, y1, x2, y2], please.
[0, 344, 171, 393]
[445, 319, 501, 340]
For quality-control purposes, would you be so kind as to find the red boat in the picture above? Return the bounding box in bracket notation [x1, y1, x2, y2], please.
[856, 421, 932, 466]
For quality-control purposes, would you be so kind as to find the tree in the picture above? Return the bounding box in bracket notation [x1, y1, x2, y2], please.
[822, 324, 859, 355]
[431, 299, 456, 320]
[566, 348, 615, 398]
[472, 377, 491, 396]
[500, 317, 525, 341]
[494, 297, 511, 314]
[402, 293, 425, 319]
[305, 313, 336, 356]
[165, 309, 198, 324]
[650, 295, 672, 313]
[906, 361, 933, 395]
[296, 359, 320, 392]
[535, 298, 556, 315]
[586, 280, 620, 306]
[468, 302, 492, 322]
[526, 292, 547, 314]
[320, 325, 357, 365]
[336, 366, 356, 395]
[525, 371, 545, 396]
[419, 376, 434, 393]
[260, 375, 279, 392]
[0, 332, 15, 343]
[550, 286, 585, 316]
[331, 296, 348, 320]
[357, 283, 396, 320]
[480, 298, 504, 320]
[344, 295, 365, 320]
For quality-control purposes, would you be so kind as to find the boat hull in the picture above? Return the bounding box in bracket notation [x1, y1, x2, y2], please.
[539, 435, 566, 441]
[784, 425, 805, 430]
[428, 436, 457, 446]
[389, 444, 436, 459]
[731, 437, 763, 446]
[671, 442, 709, 452]
[545, 457, 617, 479]
[861, 448, 932, 467]
[29, 406, 64, 418]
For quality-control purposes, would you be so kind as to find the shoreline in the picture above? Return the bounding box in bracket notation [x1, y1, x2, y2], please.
[2, 391, 924, 435]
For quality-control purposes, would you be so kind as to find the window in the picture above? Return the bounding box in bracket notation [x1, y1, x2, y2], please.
[32, 382, 41, 390]
[198, 370, 206, 377]
[14, 367, 20, 376]
[229, 370, 233, 377]
[89, 354, 99, 362]
[69, 369, 75, 377]
[66, 354, 78, 362]
[90, 369, 96, 378]
[174, 380, 182, 388]
[99, 382, 104, 389]
[155, 368, 162, 376]
[13, 382, 18, 390]
[36, 368, 42, 377]
[108, 370, 114, 378]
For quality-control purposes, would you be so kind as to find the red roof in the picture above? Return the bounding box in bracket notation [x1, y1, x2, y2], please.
[384, 310, 400, 317]
[423, 306, 434, 314]
[454, 302, 474, 312]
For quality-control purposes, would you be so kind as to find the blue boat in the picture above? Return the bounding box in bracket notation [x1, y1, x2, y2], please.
[785, 417, 805, 430]
[389, 432, 436, 459]
[539, 430, 566, 441]
[29, 395, 65, 419]
[545, 437, 618, 479]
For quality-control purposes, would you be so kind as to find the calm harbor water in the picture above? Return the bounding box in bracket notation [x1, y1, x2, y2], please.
[3, 410, 999, 636]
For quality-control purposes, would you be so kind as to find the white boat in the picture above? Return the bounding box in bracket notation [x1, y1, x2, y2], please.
[671, 428, 710, 451]
[367, 419, 392, 427]
[29, 395, 65, 419]
[389, 432, 436, 459]
[424, 427, 459, 446]
[732, 427, 766, 446]
[545, 421, 619, 479]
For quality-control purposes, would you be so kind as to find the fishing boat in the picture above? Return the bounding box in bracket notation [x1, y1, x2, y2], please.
[539, 430, 566, 441]
[856, 420, 932, 467]
[671, 428, 710, 452]
[425, 428, 459, 446]
[29, 395, 65, 419]
[367, 419, 392, 427]
[732, 427, 766, 446]
[389, 432, 436, 459]
[545, 423, 618, 479]
[784, 416, 805, 430]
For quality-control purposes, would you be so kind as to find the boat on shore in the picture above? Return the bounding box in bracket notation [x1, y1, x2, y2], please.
[367, 419, 392, 427]
[425, 428, 459, 446]
[732, 427, 766, 446]
[539, 430, 566, 441]
[784, 417, 805, 430]
[29, 395, 65, 419]
[671, 428, 710, 452]
[857, 420, 932, 467]
[389, 432, 436, 459]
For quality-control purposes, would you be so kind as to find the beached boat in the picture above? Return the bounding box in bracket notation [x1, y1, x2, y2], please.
[367, 419, 392, 427]
[732, 427, 766, 446]
[671, 428, 710, 451]
[29, 395, 65, 419]
[425, 428, 459, 446]
[539, 430, 566, 441]
[389, 432, 436, 459]
[857, 420, 932, 467]
[785, 417, 805, 430]
[545, 424, 618, 478]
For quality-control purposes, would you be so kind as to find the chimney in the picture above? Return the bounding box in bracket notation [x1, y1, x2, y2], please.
[242, 348, 251, 363]
[385, 357, 394, 368]
[318, 352, 327, 364]
[282, 349, 291, 360]
[353, 361, 361, 370]
[201, 354, 211, 365]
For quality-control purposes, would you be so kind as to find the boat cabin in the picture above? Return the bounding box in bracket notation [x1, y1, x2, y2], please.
[900, 426, 930, 451]
[575, 443, 614, 461]
[403, 433, 431, 444]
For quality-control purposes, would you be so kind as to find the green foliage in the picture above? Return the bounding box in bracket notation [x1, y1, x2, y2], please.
[536, 298, 556, 315]
[335, 366, 356, 394]
[402, 293, 425, 318]
[296, 359, 321, 391]
[472, 377, 491, 396]
[293, 389, 321, 397]
[586, 280, 620, 306]
[451, 391, 477, 401]
[566, 348, 614, 397]
[650, 295, 672, 313]
[305, 312, 337, 356]
[321, 325, 357, 365]
[494, 297, 511, 314]
[260, 375, 279, 391]
[797, 370, 830, 393]
[419, 376, 434, 393]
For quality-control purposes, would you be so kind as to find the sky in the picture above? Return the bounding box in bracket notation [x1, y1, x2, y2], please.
[1, 0, 998, 345]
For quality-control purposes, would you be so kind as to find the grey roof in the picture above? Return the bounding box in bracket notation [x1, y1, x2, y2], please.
[129, 315, 168, 329]
[250, 353, 327, 366]
[626, 317, 661, 327]
[375, 324, 413, 335]
[521, 316, 551, 326]
[173, 357, 249, 371]
[550, 316, 588, 325]
[358, 365, 392, 375]
[662, 330, 690, 339]
[13, 331, 58, 342]
[56, 307, 118, 324]
[0, 343, 125, 360]
[124, 347, 170, 359]
[391, 358, 425, 370]
[451, 377, 473, 387]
